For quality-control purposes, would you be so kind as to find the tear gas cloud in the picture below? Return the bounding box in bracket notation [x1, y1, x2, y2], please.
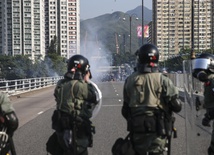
[80, 24, 113, 82]
[81, 41, 112, 82]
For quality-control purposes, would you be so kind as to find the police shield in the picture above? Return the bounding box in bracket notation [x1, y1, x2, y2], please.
[183, 60, 211, 155]
[89, 80, 102, 119]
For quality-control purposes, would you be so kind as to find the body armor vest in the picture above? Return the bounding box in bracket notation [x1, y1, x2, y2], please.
[128, 73, 162, 108]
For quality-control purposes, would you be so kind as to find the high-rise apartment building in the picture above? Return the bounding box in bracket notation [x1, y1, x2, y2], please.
[45, 0, 80, 59]
[152, 0, 214, 61]
[0, 0, 80, 60]
[0, 0, 46, 60]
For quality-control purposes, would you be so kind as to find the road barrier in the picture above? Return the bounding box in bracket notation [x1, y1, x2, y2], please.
[0, 74, 203, 97]
[0, 76, 63, 96]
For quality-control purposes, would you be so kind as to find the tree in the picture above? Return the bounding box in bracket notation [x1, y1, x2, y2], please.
[48, 35, 61, 55]
[203, 48, 214, 54]
[0, 53, 67, 80]
[44, 53, 67, 76]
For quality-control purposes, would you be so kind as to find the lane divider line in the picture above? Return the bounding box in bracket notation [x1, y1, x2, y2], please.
[102, 105, 122, 107]
[38, 111, 44, 115]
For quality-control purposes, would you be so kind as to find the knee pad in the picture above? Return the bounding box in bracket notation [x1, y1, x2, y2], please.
[4, 112, 19, 135]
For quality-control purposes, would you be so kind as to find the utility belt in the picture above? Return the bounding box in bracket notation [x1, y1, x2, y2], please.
[130, 110, 176, 137]
[51, 110, 95, 147]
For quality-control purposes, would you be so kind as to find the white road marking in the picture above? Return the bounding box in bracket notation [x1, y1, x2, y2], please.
[102, 104, 122, 107]
[38, 111, 44, 115]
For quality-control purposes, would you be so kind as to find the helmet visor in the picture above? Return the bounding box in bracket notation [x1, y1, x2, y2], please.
[192, 58, 210, 70]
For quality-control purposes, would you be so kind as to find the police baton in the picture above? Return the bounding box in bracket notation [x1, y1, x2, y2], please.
[167, 117, 177, 155]
[9, 137, 16, 155]
[167, 135, 171, 155]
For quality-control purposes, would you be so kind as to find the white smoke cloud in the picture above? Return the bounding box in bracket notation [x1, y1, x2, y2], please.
[80, 24, 113, 82]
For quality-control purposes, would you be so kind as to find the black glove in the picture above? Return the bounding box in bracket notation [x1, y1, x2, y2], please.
[202, 113, 211, 127]
[169, 96, 182, 113]
[202, 117, 211, 127]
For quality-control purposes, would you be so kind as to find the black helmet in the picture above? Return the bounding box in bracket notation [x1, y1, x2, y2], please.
[192, 53, 214, 73]
[67, 55, 90, 74]
[136, 44, 159, 73]
[192, 53, 214, 82]
[137, 44, 159, 65]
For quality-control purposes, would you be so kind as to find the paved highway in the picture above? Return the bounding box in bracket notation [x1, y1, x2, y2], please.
[8, 82, 210, 155]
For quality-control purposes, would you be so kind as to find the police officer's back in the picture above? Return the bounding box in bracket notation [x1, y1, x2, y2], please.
[49, 55, 100, 155]
[0, 92, 18, 155]
[122, 44, 182, 155]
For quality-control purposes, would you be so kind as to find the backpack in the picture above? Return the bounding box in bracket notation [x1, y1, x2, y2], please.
[112, 133, 135, 155]
[46, 132, 63, 155]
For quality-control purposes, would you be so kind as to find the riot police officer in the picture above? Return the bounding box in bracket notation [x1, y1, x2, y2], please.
[0, 92, 19, 155]
[49, 54, 100, 155]
[122, 44, 182, 155]
[192, 53, 214, 155]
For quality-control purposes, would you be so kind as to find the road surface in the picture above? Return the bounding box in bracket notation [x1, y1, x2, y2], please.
[8, 82, 210, 155]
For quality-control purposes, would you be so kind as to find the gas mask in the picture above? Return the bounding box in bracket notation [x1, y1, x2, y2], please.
[193, 70, 208, 82]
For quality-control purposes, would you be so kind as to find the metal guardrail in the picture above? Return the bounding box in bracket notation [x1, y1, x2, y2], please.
[0, 76, 63, 96]
[0, 74, 204, 97]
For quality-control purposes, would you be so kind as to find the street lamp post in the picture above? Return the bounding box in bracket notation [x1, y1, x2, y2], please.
[123, 14, 138, 53]
[191, 0, 195, 59]
[142, 0, 144, 45]
[129, 16, 132, 53]
[114, 32, 120, 54]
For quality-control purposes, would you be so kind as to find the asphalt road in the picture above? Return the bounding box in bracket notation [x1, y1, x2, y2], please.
[8, 82, 211, 155]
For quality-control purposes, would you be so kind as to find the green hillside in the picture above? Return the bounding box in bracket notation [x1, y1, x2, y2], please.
[80, 11, 149, 57]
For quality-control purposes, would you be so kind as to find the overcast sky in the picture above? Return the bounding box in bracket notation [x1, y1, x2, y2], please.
[80, 0, 152, 20]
